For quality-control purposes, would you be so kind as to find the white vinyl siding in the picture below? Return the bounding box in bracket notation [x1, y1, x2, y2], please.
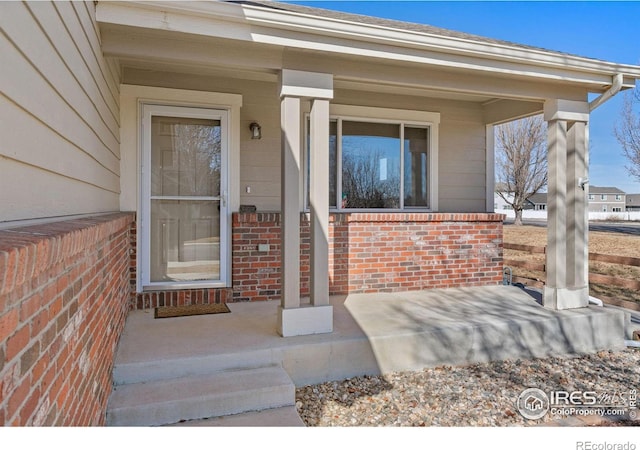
[0, 1, 120, 222]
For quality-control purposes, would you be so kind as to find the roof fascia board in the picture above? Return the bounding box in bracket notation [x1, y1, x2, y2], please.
[256, 32, 620, 88]
[236, 3, 640, 80]
[96, 1, 640, 88]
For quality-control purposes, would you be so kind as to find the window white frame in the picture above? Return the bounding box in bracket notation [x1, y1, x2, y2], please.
[303, 104, 440, 212]
[140, 104, 230, 291]
[601, 194, 607, 200]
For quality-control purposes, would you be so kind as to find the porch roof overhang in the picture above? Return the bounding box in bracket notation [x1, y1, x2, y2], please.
[97, 1, 640, 83]
[97, 0, 640, 104]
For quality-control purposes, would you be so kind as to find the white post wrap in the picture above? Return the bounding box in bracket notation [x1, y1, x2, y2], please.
[278, 70, 334, 336]
[279, 96, 302, 314]
[566, 121, 589, 296]
[310, 98, 330, 307]
[543, 100, 590, 309]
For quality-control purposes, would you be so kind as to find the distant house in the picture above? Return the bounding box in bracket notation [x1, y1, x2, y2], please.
[493, 192, 535, 211]
[496, 187, 629, 213]
[627, 194, 640, 211]
[528, 193, 548, 211]
[587, 186, 626, 213]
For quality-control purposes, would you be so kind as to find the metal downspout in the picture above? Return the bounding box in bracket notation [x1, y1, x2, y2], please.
[589, 73, 624, 111]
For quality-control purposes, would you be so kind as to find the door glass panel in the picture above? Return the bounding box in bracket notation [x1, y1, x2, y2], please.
[148, 114, 222, 284]
[404, 127, 429, 207]
[150, 200, 220, 282]
[151, 116, 221, 197]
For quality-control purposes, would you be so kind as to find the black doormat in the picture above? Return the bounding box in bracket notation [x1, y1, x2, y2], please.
[154, 303, 230, 319]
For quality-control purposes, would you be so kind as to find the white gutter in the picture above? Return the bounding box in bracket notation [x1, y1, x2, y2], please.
[589, 73, 624, 111]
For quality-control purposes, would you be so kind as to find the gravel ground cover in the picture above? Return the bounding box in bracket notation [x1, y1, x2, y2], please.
[296, 349, 640, 426]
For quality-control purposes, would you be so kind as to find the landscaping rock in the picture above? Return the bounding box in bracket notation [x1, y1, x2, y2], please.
[296, 349, 640, 426]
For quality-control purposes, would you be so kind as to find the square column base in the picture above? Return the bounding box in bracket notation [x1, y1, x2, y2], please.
[543, 286, 589, 310]
[277, 305, 333, 337]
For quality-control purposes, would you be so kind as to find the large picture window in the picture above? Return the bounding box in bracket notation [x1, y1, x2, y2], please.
[306, 110, 436, 210]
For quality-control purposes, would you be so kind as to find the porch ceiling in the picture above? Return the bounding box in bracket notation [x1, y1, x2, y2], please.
[99, 22, 551, 116]
[118, 56, 497, 104]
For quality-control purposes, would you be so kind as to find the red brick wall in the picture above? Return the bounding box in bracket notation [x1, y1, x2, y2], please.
[129, 212, 503, 308]
[129, 219, 233, 309]
[231, 212, 504, 301]
[0, 213, 133, 426]
[331, 213, 504, 293]
[231, 213, 311, 302]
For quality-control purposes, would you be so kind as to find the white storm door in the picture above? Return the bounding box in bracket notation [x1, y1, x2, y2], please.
[141, 104, 229, 289]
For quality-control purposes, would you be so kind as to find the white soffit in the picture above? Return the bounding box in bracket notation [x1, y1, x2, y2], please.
[96, 1, 640, 90]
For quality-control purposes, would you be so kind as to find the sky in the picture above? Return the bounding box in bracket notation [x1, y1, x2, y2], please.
[284, 0, 640, 194]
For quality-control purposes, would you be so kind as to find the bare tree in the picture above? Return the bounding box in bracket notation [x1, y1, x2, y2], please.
[495, 115, 547, 226]
[342, 149, 400, 209]
[614, 87, 640, 182]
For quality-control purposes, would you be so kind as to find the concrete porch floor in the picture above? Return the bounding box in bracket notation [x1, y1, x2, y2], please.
[113, 285, 627, 389]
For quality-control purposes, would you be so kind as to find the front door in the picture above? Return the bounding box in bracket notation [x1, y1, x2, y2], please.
[141, 104, 228, 289]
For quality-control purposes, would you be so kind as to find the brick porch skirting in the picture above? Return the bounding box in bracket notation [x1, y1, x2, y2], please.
[131, 212, 504, 309]
[233, 212, 505, 301]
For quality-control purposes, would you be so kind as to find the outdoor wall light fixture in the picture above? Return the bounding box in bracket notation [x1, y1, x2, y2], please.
[249, 122, 262, 140]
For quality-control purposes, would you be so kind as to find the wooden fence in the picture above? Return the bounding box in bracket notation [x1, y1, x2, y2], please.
[503, 242, 640, 312]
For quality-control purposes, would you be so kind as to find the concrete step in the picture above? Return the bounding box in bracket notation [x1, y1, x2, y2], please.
[112, 348, 277, 386]
[605, 305, 640, 340]
[106, 366, 295, 426]
[168, 406, 305, 427]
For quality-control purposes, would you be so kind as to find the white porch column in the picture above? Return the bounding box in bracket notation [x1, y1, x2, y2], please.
[279, 95, 302, 314]
[543, 99, 590, 309]
[310, 98, 330, 307]
[277, 69, 334, 337]
[566, 121, 589, 297]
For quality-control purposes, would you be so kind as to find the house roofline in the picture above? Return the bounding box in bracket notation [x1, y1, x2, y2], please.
[238, 1, 640, 79]
[97, 1, 640, 92]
